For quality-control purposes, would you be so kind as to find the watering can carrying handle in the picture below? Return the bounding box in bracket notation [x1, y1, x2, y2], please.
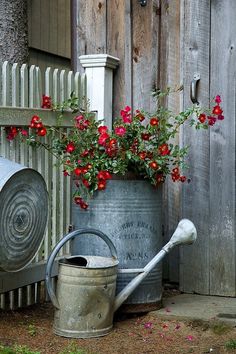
[45, 228, 118, 309]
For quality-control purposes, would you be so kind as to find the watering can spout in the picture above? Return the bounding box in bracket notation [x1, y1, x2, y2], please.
[114, 219, 197, 312]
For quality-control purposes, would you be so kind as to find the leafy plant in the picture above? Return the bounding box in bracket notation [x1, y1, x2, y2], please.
[5, 90, 224, 209]
[0, 345, 40, 354]
[225, 339, 236, 350]
[27, 324, 37, 337]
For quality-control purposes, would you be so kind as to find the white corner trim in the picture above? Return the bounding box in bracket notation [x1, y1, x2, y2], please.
[79, 54, 120, 69]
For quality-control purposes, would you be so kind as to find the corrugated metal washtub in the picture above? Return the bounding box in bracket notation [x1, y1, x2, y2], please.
[72, 179, 162, 312]
[0, 157, 48, 272]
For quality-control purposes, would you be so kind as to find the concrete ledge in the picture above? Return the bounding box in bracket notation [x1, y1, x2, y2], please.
[153, 294, 236, 325]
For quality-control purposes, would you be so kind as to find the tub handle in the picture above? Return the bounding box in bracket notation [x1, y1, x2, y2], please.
[45, 228, 118, 309]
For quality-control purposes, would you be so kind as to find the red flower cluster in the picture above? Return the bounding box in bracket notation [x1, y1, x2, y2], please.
[75, 115, 90, 130]
[41, 95, 52, 109]
[5, 91, 224, 210]
[171, 167, 186, 183]
[5, 126, 28, 140]
[30, 115, 47, 136]
[198, 95, 224, 126]
[120, 106, 132, 123]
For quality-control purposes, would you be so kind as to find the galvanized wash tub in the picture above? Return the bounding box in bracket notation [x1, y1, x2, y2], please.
[0, 157, 48, 272]
[72, 179, 163, 312]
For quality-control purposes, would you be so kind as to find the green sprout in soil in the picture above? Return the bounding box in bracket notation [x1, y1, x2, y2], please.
[0, 345, 40, 354]
[225, 339, 236, 350]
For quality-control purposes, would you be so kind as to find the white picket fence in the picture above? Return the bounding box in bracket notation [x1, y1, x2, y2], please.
[0, 61, 87, 310]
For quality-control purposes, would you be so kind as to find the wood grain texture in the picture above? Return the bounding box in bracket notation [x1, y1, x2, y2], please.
[107, 0, 132, 117]
[209, 0, 236, 296]
[132, 0, 160, 112]
[159, 0, 181, 282]
[29, 0, 71, 58]
[75, 0, 107, 72]
[180, 0, 211, 294]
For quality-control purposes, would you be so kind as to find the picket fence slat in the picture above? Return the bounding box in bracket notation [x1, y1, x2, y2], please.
[0, 60, 87, 310]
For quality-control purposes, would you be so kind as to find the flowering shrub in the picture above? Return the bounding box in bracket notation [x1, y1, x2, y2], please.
[5, 89, 224, 209]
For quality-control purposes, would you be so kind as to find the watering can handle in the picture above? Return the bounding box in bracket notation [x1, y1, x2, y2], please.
[45, 228, 118, 309]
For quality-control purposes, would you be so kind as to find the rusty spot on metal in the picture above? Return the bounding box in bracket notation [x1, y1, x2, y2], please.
[118, 300, 162, 314]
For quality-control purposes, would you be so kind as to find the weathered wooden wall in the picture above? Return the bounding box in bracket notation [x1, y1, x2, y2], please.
[27, 0, 71, 73]
[75, 0, 160, 117]
[181, 0, 236, 296]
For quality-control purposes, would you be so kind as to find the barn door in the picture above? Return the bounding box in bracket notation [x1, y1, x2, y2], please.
[180, 0, 236, 296]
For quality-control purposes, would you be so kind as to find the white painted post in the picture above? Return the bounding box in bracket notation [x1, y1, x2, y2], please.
[79, 54, 120, 129]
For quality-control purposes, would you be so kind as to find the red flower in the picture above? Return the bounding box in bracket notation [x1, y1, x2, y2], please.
[80, 150, 89, 157]
[98, 180, 106, 190]
[37, 127, 47, 136]
[141, 133, 151, 141]
[5, 126, 18, 140]
[139, 151, 147, 160]
[121, 106, 132, 123]
[218, 114, 224, 120]
[114, 126, 126, 136]
[98, 126, 108, 134]
[41, 95, 52, 109]
[108, 138, 117, 147]
[208, 116, 217, 126]
[149, 161, 158, 170]
[82, 179, 90, 188]
[212, 105, 223, 115]
[98, 132, 110, 146]
[65, 142, 75, 153]
[97, 170, 112, 180]
[159, 143, 170, 156]
[20, 129, 28, 136]
[135, 110, 145, 122]
[156, 173, 164, 184]
[215, 95, 221, 104]
[63, 170, 70, 176]
[198, 113, 206, 123]
[180, 176, 187, 183]
[74, 168, 82, 176]
[150, 117, 159, 126]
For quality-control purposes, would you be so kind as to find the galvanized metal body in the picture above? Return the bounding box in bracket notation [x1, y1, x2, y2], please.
[0, 157, 48, 272]
[45, 229, 119, 338]
[72, 180, 163, 311]
[54, 255, 118, 338]
[46, 221, 197, 338]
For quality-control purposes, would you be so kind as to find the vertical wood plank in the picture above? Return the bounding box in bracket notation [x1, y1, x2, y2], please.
[57, 0, 67, 57]
[209, 0, 236, 296]
[132, 0, 160, 112]
[30, 0, 41, 49]
[74, 72, 81, 108]
[180, 0, 211, 294]
[75, 0, 107, 72]
[45, 67, 53, 97]
[107, 0, 132, 117]
[29, 65, 37, 108]
[2, 61, 11, 106]
[35, 66, 42, 108]
[40, 0, 50, 52]
[20, 64, 29, 107]
[12, 63, 20, 107]
[49, 0, 58, 55]
[67, 71, 74, 99]
[159, 0, 182, 282]
[59, 69, 67, 103]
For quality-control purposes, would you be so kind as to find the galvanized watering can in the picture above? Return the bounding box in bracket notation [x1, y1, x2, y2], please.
[46, 219, 197, 338]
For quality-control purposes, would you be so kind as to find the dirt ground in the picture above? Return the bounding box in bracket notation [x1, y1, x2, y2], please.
[1, 299, 236, 354]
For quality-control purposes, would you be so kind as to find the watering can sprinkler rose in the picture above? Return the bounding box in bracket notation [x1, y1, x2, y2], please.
[4, 90, 224, 209]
